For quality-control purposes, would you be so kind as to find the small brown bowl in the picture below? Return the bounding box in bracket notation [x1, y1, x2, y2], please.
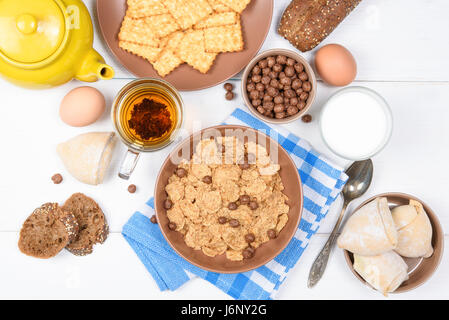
[344, 192, 444, 294]
[241, 49, 317, 124]
[154, 125, 303, 273]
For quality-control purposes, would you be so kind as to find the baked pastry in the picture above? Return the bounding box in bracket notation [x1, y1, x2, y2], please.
[57, 132, 116, 185]
[278, 0, 362, 52]
[353, 251, 409, 296]
[392, 200, 433, 258]
[337, 197, 398, 255]
[18, 203, 79, 259]
[62, 193, 109, 256]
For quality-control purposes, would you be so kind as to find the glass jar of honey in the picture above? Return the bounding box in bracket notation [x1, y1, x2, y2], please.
[112, 78, 184, 179]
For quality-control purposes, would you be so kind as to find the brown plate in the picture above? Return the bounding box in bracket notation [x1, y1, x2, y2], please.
[344, 192, 444, 293]
[96, 0, 273, 91]
[154, 125, 303, 273]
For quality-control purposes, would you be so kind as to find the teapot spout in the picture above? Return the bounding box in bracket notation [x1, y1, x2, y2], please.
[75, 49, 114, 82]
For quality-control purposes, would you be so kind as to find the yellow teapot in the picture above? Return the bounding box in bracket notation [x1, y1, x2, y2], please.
[0, 0, 114, 89]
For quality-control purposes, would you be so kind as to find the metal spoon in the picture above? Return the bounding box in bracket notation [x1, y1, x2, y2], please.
[307, 159, 374, 288]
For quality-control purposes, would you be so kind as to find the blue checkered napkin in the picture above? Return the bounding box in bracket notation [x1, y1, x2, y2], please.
[122, 107, 348, 299]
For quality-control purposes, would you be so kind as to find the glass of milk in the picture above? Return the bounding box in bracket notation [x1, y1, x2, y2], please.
[320, 87, 393, 160]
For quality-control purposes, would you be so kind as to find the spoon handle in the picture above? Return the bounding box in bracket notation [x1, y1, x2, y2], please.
[307, 200, 349, 288]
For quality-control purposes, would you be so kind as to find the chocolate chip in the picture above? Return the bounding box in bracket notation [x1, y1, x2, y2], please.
[287, 58, 296, 66]
[299, 92, 309, 101]
[302, 81, 312, 92]
[243, 247, 255, 259]
[273, 64, 282, 73]
[291, 79, 302, 90]
[249, 201, 259, 210]
[294, 63, 304, 73]
[275, 112, 286, 119]
[150, 215, 157, 224]
[229, 219, 240, 228]
[225, 91, 234, 100]
[276, 55, 287, 65]
[128, 184, 137, 193]
[168, 222, 177, 230]
[287, 106, 299, 116]
[252, 66, 261, 75]
[266, 87, 279, 97]
[251, 74, 262, 83]
[51, 174, 63, 184]
[263, 95, 273, 102]
[267, 229, 277, 239]
[280, 77, 291, 86]
[261, 76, 271, 85]
[239, 195, 250, 204]
[202, 175, 212, 184]
[249, 90, 260, 100]
[164, 199, 173, 210]
[218, 216, 228, 224]
[176, 168, 187, 178]
[274, 104, 284, 113]
[247, 83, 256, 91]
[285, 66, 295, 77]
[301, 114, 313, 123]
[244, 233, 255, 243]
[228, 202, 238, 210]
[299, 72, 308, 81]
[257, 106, 265, 114]
[289, 97, 299, 106]
[251, 99, 262, 107]
[256, 83, 265, 92]
[224, 83, 233, 91]
[262, 100, 273, 109]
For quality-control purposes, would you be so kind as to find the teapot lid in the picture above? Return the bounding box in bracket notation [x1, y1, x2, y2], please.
[0, 0, 67, 66]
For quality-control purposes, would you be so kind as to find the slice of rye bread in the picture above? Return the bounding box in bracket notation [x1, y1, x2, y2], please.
[62, 193, 109, 256]
[18, 203, 79, 259]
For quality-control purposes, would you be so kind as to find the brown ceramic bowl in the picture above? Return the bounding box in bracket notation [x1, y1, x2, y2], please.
[344, 192, 444, 293]
[154, 125, 303, 273]
[96, 0, 273, 91]
[241, 49, 317, 124]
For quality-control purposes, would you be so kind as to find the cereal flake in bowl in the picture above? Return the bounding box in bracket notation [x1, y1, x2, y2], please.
[154, 125, 303, 273]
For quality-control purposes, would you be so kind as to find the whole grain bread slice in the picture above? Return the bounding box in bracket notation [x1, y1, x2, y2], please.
[18, 203, 79, 259]
[62, 193, 109, 256]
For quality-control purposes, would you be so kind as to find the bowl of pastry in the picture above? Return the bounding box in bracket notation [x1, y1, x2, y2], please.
[338, 193, 444, 295]
[154, 125, 303, 273]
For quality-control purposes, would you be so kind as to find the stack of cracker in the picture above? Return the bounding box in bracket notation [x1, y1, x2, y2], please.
[118, 0, 252, 77]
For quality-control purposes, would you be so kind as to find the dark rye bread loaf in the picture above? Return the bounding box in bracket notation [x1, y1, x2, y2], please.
[278, 0, 362, 52]
[62, 193, 109, 256]
[18, 203, 79, 259]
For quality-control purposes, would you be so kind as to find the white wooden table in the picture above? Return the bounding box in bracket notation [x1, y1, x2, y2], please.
[1, 0, 448, 300]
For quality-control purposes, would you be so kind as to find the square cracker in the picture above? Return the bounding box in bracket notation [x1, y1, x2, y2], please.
[204, 21, 243, 53]
[126, 0, 169, 18]
[194, 12, 237, 29]
[217, 0, 251, 13]
[207, 0, 232, 13]
[162, 0, 213, 30]
[141, 14, 180, 38]
[119, 41, 164, 62]
[118, 16, 161, 47]
[151, 31, 185, 77]
[179, 30, 217, 73]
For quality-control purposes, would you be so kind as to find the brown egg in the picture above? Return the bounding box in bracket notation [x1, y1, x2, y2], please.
[60, 86, 106, 127]
[314, 44, 357, 86]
